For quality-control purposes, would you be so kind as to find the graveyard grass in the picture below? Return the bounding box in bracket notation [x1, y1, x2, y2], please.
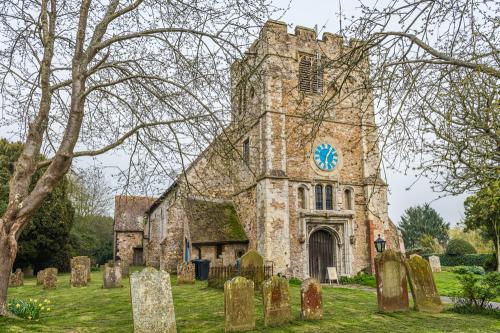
[0, 269, 499, 333]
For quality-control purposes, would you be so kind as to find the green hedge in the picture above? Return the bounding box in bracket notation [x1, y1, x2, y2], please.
[440, 254, 493, 268]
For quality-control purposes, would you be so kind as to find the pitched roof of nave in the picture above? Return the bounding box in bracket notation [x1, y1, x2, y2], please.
[186, 198, 248, 245]
[114, 195, 156, 232]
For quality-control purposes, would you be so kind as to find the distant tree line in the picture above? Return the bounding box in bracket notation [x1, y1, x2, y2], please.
[0, 139, 113, 272]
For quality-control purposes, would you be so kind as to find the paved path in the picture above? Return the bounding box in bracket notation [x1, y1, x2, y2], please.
[324, 284, 500, 309]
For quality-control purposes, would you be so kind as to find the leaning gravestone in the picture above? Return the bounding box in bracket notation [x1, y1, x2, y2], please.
[177, 262, 195, 285]
[224, 276, 255, 332]
[301, 278, 322, 320]
[9, 268, 23, 287]
[240, 250, 264, 291]
[405, 255, 443, 312]
[262, 276, 292, 327]
[103, 263, 123, 288]
[71, 256, 91, 283]
[428, 255, 442, 273]
[130, 267, 176, 333]
[374, 249, 409, 312]
[43, 268, 58, 290]
[37, 269, 45, 285]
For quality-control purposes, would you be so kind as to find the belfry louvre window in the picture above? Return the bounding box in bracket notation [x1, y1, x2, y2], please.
[299, 54, 323, 94]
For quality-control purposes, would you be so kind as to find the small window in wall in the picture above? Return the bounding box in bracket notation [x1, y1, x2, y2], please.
[184, 238, 190, 262]
[243, 138, 250, 163]
[315, 184, 323, 210]
[344, 188, 353, 210]
[325, 185, 333, 210]
[216, 244, 223, 258]
[298, 187, 306, 209]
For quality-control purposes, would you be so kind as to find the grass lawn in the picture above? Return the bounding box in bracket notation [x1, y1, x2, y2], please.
[0, 269, 499, 333]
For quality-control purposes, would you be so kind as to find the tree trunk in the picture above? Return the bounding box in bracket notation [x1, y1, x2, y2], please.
[0, 224, 17, 316]
[496, 236, 499, 273]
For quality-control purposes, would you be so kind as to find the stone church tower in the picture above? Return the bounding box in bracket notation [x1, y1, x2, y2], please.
[114, 21, 403, 282]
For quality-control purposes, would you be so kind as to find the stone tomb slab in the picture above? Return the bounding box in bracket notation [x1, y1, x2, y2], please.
[374, 249, 409, 312]
[103, 263, 123, 288]
[262, 276, 292, 327]
[405, 255, 443, 313]
[37, 269, 45, 285]
[70, 256, 91, 286]
[300, 278, 322, 320]
[428, 255, 442, 273]
[130, 267, 176, 333]
[240, 250, 264, 290]
[224, 276, 255, 332]
[43, 268, 58, 290]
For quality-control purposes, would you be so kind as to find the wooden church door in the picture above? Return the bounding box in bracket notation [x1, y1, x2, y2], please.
[309, 229, 335, 282]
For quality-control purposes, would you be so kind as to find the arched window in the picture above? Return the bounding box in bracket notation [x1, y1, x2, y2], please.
[344, 188, 353, 210]
[325, 185, 333, 210]
[315, 184, 323, 210]
[298, 186, 306, 209]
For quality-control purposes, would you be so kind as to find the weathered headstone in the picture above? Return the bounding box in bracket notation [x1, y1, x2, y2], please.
[177, 262, 195, 285]
[405, 255, 443, 312]
[37, 269, 45, 285]
[103, 263, 123, 288]
[43, 268, 58, 290]
[130, 267, 176, 333]
[301, 278, 322, 320]
[224, 276, 255, 332]
[22, 266, 34, 277]
[409, 254, 420, 259]
[262, 276, 292, 327]
[374, 249, 409, 312]
[71, 264, 88, 287]
[428, 255, 442, 273]
[9, 268, 23, 287]
[117, 260, 129, 277]
[240, 250, 264, 290]
[71, 256, 91, 282]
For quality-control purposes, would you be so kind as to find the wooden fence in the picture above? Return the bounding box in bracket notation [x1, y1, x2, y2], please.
[207, 265, 273, 289]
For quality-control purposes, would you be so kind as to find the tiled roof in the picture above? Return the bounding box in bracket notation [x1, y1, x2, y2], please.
[186, 198, 248, 245]
[114, 195, 156, 232]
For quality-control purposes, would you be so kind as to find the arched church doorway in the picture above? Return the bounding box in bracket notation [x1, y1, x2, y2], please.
[309, 229, 336, 282]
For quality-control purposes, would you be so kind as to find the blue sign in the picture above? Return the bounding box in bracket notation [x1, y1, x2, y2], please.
[314, 143, 339, 171]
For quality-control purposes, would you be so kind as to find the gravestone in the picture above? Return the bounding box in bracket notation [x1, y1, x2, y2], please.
[130, 267, 176, 333]
[240, 250, 264, 290]
[409, 254, 420, 259]
[262, 276, 292, 327]
[71, 264, 88, 287]
[103, 263, 123, 288]
[71, 256, 91, 282]
[405, 255, 443, 312]
[177, 262, 195, 285]
[22, 266, 34, 277]
[224, 276, 255, 332]
[37, 269, 45, 285]
[374, 249, 409, 312]
[301, 278, 322, 320]
[117, 260, 129, 277]
[428, 255, 442, 273]
[43, 268, 58, 290]
[9, 268, 23, 287]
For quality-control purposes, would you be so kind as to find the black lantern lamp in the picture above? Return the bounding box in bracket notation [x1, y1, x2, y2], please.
[374, 234, 386, 253]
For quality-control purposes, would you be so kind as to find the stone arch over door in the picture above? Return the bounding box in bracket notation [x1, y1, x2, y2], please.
[308, 227, 340, 282]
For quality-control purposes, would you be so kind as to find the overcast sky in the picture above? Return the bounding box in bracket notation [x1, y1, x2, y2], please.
[269, 0, 468, 226]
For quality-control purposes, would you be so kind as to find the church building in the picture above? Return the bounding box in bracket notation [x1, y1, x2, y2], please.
[113, 21, 403, 282]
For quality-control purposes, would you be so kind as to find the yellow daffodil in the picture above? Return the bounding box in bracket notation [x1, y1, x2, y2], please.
[44, 299, 50, 303]
[15, 304, 20, 308]
[28, 316, 32, 320]
[34, 299, 38, 303]
[47, 307, 51, 311]
[41, 306, 45, 310]
[29, 298, 33, 302]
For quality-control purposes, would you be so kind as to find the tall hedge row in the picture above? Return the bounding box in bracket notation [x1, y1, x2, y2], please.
[440, 254, 493, 267]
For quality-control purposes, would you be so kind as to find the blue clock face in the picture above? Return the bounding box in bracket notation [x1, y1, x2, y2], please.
[314, 143, 339, 171]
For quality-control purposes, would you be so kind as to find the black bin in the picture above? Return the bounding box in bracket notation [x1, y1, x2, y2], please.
[192, 259, 210, 280]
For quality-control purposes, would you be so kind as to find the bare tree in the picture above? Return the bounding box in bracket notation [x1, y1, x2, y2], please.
[68, 166, 112, 217]
[0, 0, 274, 315]
[320, 0, 499, 195]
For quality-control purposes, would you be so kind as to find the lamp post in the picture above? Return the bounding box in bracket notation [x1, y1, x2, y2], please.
[374, 234, 386, 253]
